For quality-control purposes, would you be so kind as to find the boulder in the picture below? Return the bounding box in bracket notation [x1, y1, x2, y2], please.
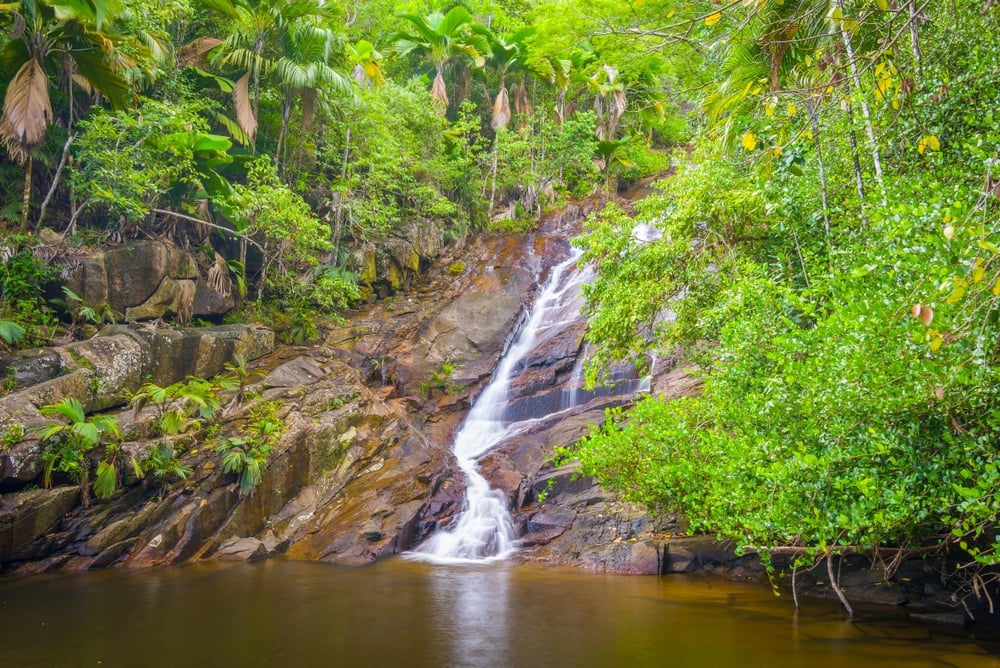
[124, 277, 197, 322]
[0, 486, 79, 562]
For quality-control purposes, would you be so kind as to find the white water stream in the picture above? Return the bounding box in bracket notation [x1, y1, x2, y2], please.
[409, 249, 589, 563]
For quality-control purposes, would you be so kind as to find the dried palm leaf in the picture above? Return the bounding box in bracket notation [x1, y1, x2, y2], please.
[431, 70, 449, 108]
[207, 252, 233, 298]
[178, 37, 223, 67]
[233, 72, 258, 141]
[0, 58, 52, 164]
[491, 86, 510, 130]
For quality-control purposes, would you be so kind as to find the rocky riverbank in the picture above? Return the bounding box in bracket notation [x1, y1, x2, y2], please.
[0, 194, 993, 627]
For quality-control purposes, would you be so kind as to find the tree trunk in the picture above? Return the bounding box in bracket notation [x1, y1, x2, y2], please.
[844, 100, 868, 226]
[808, 104, 831, 238]
[908, 0, 923, 75]
[19, 155, 33, 233]
[837, 6, 886, 205]
[38, 133, 75, 228]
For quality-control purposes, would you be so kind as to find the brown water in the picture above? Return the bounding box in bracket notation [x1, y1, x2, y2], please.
[1, 559, 998, 667]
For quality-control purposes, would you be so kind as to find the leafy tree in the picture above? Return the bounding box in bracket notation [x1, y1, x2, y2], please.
[0, 0, 132, 229]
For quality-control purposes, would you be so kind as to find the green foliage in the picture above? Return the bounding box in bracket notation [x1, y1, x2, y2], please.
[37, 398, 123, 505]
[142, 442, 193, 491]
[572, 0, 1000, 581]
[1, 423, 25, 451]
[0, 242, 60, 347]
[216, 400, 285, 496]
[318, 81, 470, 240]
[419, 361, 457, 398]
[70, 97, 230, 224]
[128, 376, 224, 438]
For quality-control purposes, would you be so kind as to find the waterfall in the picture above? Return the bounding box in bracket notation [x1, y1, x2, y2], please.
[408, 249, 587, 563]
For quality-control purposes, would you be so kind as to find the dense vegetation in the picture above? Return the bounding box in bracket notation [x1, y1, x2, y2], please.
[0, 0, 676, 347]
[2, 0, 999, 601]
[567, 0, 1000, 598]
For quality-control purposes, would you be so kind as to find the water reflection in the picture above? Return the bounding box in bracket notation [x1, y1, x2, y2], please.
[1, 559, 999, 667]
[429, 565, 512, 667]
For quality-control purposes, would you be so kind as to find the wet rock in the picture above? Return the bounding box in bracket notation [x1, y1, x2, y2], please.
[64, 240, 199, 319]
[0, 348, 66, 391]
[217, 537, 269, 562]
[264, 356, 327, 388]
[910, 612, 971, 626]
[0, 487, 79, 562]
[124, 277, 197, 322]
[414, 291, 523, 387]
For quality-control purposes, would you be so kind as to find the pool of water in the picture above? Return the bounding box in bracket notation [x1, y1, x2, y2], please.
[1, 558, 998, 667]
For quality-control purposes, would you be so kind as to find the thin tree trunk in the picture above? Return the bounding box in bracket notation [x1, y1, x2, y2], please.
[837, 6, 886, 205]
[19, 155, 33, 233]
[844, 99, 868, 225]
[38, 133, 76, 228]
[275, 95, 291, 176]
[908, 0, 923, 75]
[827, 552, 854, 617]
[489, 134, 501, 217]
[331, 127, 351, 268]
[808, 105, 831, 238]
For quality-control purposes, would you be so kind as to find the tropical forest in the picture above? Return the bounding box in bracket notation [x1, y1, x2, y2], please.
[1, 0, 1000, 662]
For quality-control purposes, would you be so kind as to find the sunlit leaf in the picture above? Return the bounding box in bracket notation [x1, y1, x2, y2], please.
[705, 11, 722, 25]
[918, 135, 940, 154]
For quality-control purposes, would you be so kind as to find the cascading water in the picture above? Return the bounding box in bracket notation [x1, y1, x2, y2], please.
[409, 249, 589, 563]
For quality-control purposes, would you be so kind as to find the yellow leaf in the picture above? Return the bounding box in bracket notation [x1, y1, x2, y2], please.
[979, 239, 1000, 254]
[705, 11, 722, 25]
[992, 280, 1000, 296]
[918, 135, 940, 154]
[830, 7, 844, 21]
[765, 102, 775, 117]
[742, 132, 757, 151]
[876, 0, 888, 9]
[930, 335, 943, 352]
[804, 130, 814, 140]
[787, 103, 797, 117]
[805, 55, 814, 66]
[973, 266, 985, 284]
[945, 284, 966, 305]
[943, 213, 953, 223]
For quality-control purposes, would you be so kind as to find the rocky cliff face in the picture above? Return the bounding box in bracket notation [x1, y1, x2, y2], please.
[0, 195, 713, 577]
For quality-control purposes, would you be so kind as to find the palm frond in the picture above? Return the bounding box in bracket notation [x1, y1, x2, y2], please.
[233, 71, 257, 141]
[0, 57, 52, 163]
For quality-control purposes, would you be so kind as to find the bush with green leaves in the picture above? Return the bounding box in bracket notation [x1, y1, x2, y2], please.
[70, 96, 229, 225]
[571, 0, 1000, 584]
[216, 401, 285, 496]
[0, 242, 60, 347]
[38, 398, 128, 506]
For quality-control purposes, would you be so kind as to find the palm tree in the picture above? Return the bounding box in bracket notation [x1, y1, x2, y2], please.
[0, 0, 130, 230]
[272, 19, 352, 175]
[394, 7, 490, 109]
[201, 0, 349, 166]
